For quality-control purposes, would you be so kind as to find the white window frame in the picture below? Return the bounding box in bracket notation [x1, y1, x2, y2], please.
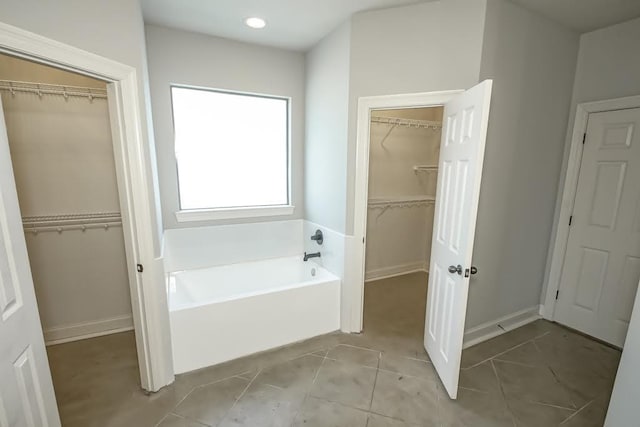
[170, 85, 294, 222]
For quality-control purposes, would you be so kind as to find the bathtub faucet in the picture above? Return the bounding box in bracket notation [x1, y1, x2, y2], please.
[303, 251, 321, 262]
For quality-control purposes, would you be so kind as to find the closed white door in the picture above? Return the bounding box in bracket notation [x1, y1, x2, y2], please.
[424, 80, 492, 399]
[0, 98, 60, 425]
[555, 107, 640, 347]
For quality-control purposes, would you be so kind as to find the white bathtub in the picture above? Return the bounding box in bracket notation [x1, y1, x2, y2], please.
[168, 256, 341, 374]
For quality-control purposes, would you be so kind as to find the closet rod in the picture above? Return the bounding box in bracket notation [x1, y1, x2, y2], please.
[371, 116, 442, 130]
[0, 79, 107, 100]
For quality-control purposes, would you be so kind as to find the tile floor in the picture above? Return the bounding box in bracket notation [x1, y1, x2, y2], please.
[47, 272, 621, 426]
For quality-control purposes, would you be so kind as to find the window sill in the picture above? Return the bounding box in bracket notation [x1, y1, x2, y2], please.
[175, 205, 295, 223]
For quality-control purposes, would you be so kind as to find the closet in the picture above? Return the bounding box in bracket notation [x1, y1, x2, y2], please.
[365, 107, 443, 281]
[0, 54, 133, 344]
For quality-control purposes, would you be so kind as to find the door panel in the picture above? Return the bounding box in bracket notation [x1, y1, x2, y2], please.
[424, 80, 492, 399]
[0, 98, 60, 426]
[556, 107, 640, 347]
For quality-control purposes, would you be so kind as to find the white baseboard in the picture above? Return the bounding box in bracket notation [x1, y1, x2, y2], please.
[44, 314, 134, 346]
[365, 261, 428, 282]
[463, 305, 541, 349]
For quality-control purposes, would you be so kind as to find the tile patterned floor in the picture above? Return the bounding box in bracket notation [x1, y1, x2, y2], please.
[47, 272, 621, 426]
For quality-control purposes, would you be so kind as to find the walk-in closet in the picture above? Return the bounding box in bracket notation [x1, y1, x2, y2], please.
[364, 106, 443, 336]
[0, 53, 133, 345]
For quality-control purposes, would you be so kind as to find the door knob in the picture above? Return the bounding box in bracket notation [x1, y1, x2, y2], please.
[448, 265, 462, 275]
[470, 266, 478, 275]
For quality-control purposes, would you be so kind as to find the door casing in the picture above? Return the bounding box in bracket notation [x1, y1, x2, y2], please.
[542, 94, 640, 323]
[0, 22, 173, 391]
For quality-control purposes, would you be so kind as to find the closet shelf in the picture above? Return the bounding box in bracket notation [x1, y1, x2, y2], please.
[371, 116, 442, 130]
[413, 165, 438, 172]
[0, 79, 107, 101]
[368, 196, 435, 209]
[22, 212, 122, 233]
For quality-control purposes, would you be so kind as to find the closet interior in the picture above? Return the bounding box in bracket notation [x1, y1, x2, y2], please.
[0, 54, 134, 346]
[365, 106, 443, 282]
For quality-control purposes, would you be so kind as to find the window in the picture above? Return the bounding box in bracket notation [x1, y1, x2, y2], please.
[171, 86, 291, 220]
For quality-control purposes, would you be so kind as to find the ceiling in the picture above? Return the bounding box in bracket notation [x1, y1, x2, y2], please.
[140, 0, 429, 51]
[140, 0, 640, 52]
[509, 0, 640, 33]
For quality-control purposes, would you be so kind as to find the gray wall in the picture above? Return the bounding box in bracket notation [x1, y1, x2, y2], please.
[468, 0, 579, 328]
[345, 0, 488, 234]
[0, 0, 163, 255]
[304, 22, 351, 233]
[542, 17, 640, 307]
[145, 25, 306, 229]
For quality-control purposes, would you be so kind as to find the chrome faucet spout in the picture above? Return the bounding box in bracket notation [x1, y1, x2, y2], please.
[303, 251, 321, 262]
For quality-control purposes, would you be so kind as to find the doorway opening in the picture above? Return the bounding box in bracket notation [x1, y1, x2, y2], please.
[0, 52, 142, 423]
[362, 105, 443, 355]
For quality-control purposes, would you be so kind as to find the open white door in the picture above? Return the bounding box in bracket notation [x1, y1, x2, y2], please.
[424, 80, 492, 399]
[0, 98, 60, 425]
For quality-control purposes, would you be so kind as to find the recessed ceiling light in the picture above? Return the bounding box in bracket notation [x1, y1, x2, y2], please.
[245, 17, 266, 29]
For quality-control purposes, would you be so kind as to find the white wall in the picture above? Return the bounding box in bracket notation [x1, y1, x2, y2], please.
[145, 25, 306, 230]
[605, 280, 640, 426]
[463, 0, 579, 328]
[304, 21, 351, 234]
[542, 17, 640, 308]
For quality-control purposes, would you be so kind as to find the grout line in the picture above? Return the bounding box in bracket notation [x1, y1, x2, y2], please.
[367, 361, 380, 412]
[465, 332, 551, 369]
[559, 397, 596, 425]
[524, 400, 578, 411]
[173, 369, 256, 404]
[547, 365, 580, 410]
[491, 358, 539, 368]
[333, 343, 382, 353]
[217, 367, 262, 425]
[289, 348, 330, 426]
[489, 359, 517, 427]
[531, 338, 543, 353]
[155, 412, 209, 427]
[458, 385, 490, 394]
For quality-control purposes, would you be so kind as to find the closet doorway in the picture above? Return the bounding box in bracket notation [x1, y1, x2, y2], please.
[0, 53, 139, 422]
[363, 106, 443, 351]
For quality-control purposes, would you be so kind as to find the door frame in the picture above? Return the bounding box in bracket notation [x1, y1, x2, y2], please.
[541, 94, 640, 321]
[0, 23, 173, 391]
[350, 90, 463, 333]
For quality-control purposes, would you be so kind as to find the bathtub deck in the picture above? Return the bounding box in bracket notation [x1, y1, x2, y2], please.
[47, 271, 619, 426]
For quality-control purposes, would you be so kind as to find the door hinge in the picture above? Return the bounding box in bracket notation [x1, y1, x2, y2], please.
[137, 264, 144, 273]
[569, 215, 573, 226]
[582, 133, 586, 144]
[362, 237, 365, 244]
[555, 290, 559, 300]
